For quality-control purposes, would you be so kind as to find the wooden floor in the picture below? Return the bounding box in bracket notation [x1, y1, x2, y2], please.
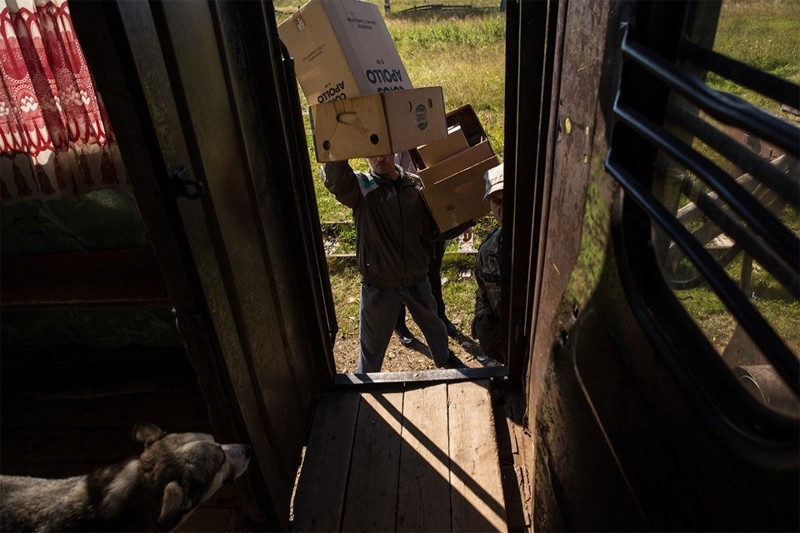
[292, 380, 508, 532]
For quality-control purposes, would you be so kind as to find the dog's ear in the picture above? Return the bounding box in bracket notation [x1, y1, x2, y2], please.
[133, 422, 166, 447]
[158, 480, 191, 529]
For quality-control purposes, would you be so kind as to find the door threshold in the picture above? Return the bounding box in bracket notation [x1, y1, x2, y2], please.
[334, 365, 507, 386]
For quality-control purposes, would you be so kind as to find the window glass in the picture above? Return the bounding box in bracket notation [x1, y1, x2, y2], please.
[651, 0, 799, 417]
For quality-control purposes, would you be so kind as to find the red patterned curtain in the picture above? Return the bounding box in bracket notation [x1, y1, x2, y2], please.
[0, 0, 127, 205]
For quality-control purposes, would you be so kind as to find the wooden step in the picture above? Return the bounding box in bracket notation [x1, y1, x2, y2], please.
[293, 380, 507, 532]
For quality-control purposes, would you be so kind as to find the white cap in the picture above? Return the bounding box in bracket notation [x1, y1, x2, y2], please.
[483, 164, 504, 201]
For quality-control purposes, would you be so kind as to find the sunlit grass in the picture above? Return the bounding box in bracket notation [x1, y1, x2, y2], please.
[714, 1, 800, 77]
[706, 0, 800, 114]
[275, 2, 506, 222]
[276, 0, 798, 350]
[675, 281, 800, 355]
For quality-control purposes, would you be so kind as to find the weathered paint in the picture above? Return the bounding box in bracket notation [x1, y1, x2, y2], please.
[566, 154, 612, 307]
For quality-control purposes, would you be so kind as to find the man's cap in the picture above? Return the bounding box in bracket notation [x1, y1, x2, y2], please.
[483, 164, 504, 201]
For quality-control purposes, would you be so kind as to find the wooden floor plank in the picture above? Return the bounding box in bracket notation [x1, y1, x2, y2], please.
[0, 248, 169, 309]
[396, 384, 452, 532]
[448, 380, 507, 532]
[0, 425, 208, 465]
[173, 508, 236, 532]
[341, 391, 405, 532]
[0, 391, 207, 427]
[293, 381, 511, 533]
[292, 392, 360, 532]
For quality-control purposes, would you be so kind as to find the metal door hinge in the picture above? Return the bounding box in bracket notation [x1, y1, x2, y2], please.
[171, 165, 205, 200]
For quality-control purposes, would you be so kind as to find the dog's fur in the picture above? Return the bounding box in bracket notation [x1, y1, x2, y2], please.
[0, 423, 251, 532]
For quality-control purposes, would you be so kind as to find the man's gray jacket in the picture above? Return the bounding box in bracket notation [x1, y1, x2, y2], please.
[322, 161, 468, 289]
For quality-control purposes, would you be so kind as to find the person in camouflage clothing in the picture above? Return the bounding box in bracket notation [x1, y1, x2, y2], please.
[472, 164, 505, 364]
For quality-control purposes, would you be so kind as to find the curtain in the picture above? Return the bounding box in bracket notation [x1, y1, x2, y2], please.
[0, 0, 128, 205]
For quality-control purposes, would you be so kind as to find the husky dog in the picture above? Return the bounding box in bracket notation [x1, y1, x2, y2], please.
[0, 423, 252, 532]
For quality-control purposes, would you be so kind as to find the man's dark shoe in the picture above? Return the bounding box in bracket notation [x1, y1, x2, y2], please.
[438, 350, 467, 369]
[443, 318, 458, 337]
[395, 324, 414, 345]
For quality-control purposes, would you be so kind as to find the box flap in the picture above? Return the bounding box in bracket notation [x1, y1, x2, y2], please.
[416, 125, 470, 168]
[418, 140, 494, 186]
[410, 103, 492, 170]
[421, 155, 499, 232]
[445, 104, 488, 145]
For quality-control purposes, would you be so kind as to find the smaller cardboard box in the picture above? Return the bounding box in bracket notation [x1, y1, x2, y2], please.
[418, 138, 493, 186]
[411, 105, 500, 232]
[278, 0, 412, 105]
[418, 141, 498, 232]
[415, 125, 470, 168]
[410, 104, 490, 169]
[310, 87, 447, 162]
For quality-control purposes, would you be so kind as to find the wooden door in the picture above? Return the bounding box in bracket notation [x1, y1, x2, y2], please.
[70, 2, 336, 528]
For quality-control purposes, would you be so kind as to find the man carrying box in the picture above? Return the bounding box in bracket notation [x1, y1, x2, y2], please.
[322, 155, 472, 372]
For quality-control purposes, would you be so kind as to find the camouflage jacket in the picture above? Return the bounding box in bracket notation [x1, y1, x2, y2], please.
[473, 226, 504, 361]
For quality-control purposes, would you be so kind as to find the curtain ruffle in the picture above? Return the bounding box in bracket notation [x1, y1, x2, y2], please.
[0, 0, 128, 204]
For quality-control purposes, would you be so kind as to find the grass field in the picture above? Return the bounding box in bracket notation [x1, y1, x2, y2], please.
[709, 0, 800, 113]
[273, 1, 506, 222]
[274, 1, 508, 371]
[676, 0, 800, 354]
[273, 0, 799, 371]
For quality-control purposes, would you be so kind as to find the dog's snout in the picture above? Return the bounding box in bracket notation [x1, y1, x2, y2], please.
[241, 444, 252, 460]
[221, 443, 252, 473]
[221, 443, 250, 454]
[219, 444, 252, 480]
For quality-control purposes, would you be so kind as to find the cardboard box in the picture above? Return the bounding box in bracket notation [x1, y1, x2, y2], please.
[419, 139, 493, 186]
[415, 125, 470, 168]
[410, 105, 500, 232]
[278, 0, 413, 105]
[420, 154, 500, 233]
[409, 104, 491, 170]
[310, 87, 447, 162]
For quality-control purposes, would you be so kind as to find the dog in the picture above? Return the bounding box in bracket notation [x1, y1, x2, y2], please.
[0, 423, 252, 532]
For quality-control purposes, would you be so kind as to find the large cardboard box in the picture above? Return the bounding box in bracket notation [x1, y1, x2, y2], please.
[411, 105, 500, 232]
[278, 0, 413, 105]
[310, 87, 447, 162]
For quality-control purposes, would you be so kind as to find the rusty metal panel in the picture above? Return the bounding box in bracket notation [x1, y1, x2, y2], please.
[518, 0, 633, 528]
[526, 0, 618, 422]
[520, 0, 799, 529]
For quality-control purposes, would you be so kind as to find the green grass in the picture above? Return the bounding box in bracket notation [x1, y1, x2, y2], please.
[676, 281, 800, 355]
[275, 0, 799, 360]
[664, 1, 800, 356]
[707, 0, 800, 113]
[274, 1, 506, 222]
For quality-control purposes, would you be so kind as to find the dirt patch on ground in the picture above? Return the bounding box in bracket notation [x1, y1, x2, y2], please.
[331, 318, 502, 373]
